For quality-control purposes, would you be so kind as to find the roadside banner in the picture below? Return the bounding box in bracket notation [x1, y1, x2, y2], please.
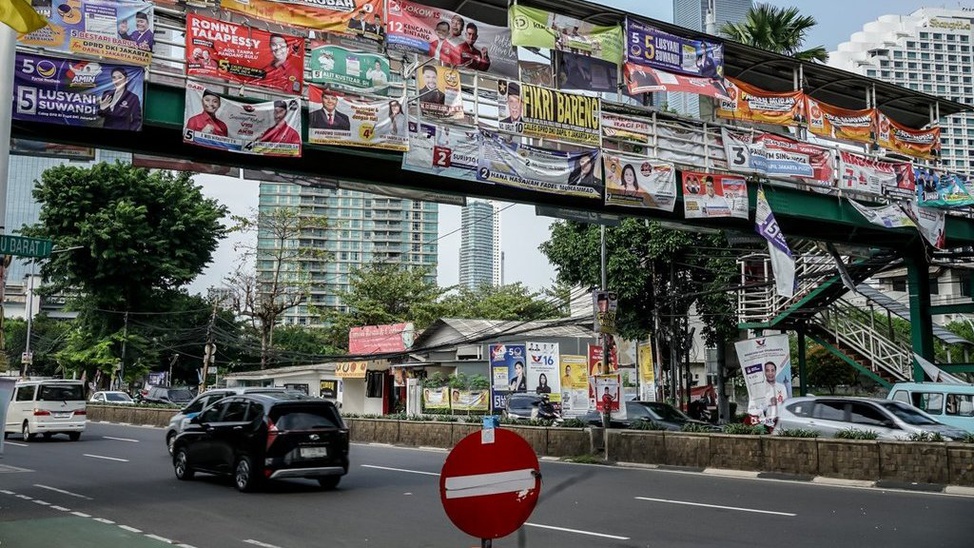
[402, 121, 480, 181]
[592, 290, 618, 334]
[450, 390, 489, 412]
[592, 374, 621, 413]
[848, 199, 916, 229]
[603, 152, 677, 211]
[717, 78, 804, 127]
[735, 334, 792, 429]
[335, 361, 368, 379]
[10, 139, 95, 160]
[489, 343, 526, 412]
[624, 18, 723, 79]
[601, 112, 651, 144]
[348, 323, 414, 354]
[183, 81, 302, 157]
[309, 42, 390, 95]
[755, 188, 796, 298]
[681, 171, 748, 219]
[386, 0, 517, 77]
[527, 342, 560, 402]
[221, 0, 384, 39]
[497, 80, 600, 146]
[915, 165, 974, 208]
[416, 65, 464, 120]
[876, 111, 941, 160]
[13, 52, 145, 131]
[478, 129, 602, 199]
[307, 86, 408, 151]
[905, 201, 947, 249]
[509, 5, 623, 64]
[637, 342, 656, 402]
[622, 63, 730, 100]
[722, 127, 834, 185]
[806, 97, 874, 145]
[19, 0, 154, 66]
[838, 151, 912, 198]
[185, 14, 304, 95]
[424, 387, 450, 410]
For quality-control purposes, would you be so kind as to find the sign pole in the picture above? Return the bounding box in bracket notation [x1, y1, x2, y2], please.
[0, 25, 16, 374]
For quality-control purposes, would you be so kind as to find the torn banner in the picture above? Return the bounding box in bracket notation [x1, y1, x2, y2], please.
[755, 188, 796, 298]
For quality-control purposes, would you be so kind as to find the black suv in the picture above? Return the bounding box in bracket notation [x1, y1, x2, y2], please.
[142, 386, 195, 406]
[171, 393, 349, 492]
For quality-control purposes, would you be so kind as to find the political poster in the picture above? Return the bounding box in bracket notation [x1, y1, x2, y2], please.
[497, 80, 601, 146]
[12, 53, 145, 131]
[402, 121, 480, 181]
[806, 97, 875, 145]
[423, 387, 450, 410]
[489, 343, 526, 412]
[593, 374, 621, 413]
[637, 342, 657, 402]
[622, 63, 731, 101]
[559, 355, 589, 417]
[601, 112, 651, 144]
[681, 171, 748, 219]
[756, 188, 796, 298]
[527, 342, 560, 402]
[556, 52, 619, 94]
[848, 199, 916, 229]
[915, 165, 974, 208]
[221, 0, 384, 40]
[183, 81, 301, 157]
[416, 65, 464, 120]
[905, 201, 947, 249]
[838, 151, 914, 198]
[735, 334, 792, 429]
[307, 86, 407, 151]
[509, 5, 623, 64]
[478, 129, 602, 199]
[185, 14, 304, 95]
[11, 139, 95, 161]
[348, 322, 414, 354]
[19, 0, 154, 66]
[717, 78, 804, 127]
[521, 60, 555, 88]
[309, 42, 390, 95]
[876, 112, 941, 160]
[386, 0, 517, 77]
[624, 18, 723, 79]
[722, 128, 834, 185]
[450, 390, 489, 412]
[592, 290, 618, 334]
[603, 153, 677, 211]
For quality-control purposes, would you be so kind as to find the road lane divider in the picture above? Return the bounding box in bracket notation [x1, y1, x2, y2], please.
[635, 496, 796, 516]
[83, 454, 129, 462]
[360, 464, 439, 476]
[103, 436, 140, 442]
[36, 484, 93, 500]
[524, 523, 630, 540]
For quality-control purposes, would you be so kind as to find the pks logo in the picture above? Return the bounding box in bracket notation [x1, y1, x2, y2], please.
[66, 62, 101, 86]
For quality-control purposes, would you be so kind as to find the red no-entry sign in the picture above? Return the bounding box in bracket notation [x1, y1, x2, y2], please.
[439, 428, 541, 540]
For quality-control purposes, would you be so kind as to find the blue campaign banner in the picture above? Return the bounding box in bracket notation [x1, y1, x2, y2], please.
[624, 18, 723, 79]
[915, 166, 974, 208]
[489, 343, 526, 412]
[13, 52, 145, 130]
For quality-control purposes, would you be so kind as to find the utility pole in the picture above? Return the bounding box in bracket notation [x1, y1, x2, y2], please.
[200, 301, 218, 393]
[119, 311, 129, 391]
[599, 225, 610, 460]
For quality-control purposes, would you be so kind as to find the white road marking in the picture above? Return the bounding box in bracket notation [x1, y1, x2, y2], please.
[0, 490, 14, 495]
[83, 453, 129, 462]
[35, 484, 93, 500]
[103, 436, 139, 443]
[361, 464, 439, 476]
[51, 505, 71, 511]
[525, 523, 630, 540]
[243, 539, 283, 548]
[93, 517, 115, 524]
[145, 534, 173, 544]
[3, 441, 27, 447]
[32, 499, 51, 506]
[15, 494, 32, 500]
[635, 496, 797, 516]
[119, 525, 142, 533]
[444, 469, 536, 499]
[71, 511, 91, 518]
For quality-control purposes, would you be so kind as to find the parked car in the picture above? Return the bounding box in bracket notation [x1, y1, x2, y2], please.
[171, 393, 349, 492]
[887, 382, 974, 433]
[775, 396, 969, 440]
[581, 401, 720, 431]
[141, 386, 195, 407]
[89, 391, 135, 405]
[503, 393, 562, 423]
[4, 379, 86, 441]
[165, 386, 298, 455]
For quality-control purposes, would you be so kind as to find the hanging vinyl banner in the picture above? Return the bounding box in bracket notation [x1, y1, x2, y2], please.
[603, 153, 677, 211]
[717, 78, 804, 127]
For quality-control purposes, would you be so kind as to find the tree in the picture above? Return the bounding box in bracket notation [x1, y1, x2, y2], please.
[439, 282, 560, 322]
[806, 344, 858, 394]
[720, 4, 828, 62]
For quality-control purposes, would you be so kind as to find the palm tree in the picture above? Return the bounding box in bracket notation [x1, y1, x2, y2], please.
[720, 4, 828, 62]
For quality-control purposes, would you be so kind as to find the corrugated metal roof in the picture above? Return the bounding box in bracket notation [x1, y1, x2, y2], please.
[414, 317, 595, 350]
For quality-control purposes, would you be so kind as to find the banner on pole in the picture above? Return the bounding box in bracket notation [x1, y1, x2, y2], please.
[735, 334, 792, 429]
[755, 188, 796, 298]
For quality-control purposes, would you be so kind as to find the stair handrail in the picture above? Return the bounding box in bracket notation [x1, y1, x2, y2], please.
[811, 299, 913, 381]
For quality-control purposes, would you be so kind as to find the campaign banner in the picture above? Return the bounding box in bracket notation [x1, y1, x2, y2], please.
[915, 165, 974, 208]
[416, 65, 464, 120]
[348, 322, 414, 354]
[601, 113, 651, 144]
[185, 14, 304, 95]
[735, 334, 792, 429]
[489, 342, 527, 411]
[681, 171, 748, 219]
[717, 78, 804, 127]
[557, 52, 619, 93]
[622, 63, 730, 101]
[756, 188, 796, 298]
[848, 199, 916, 229]
[527, 342, 560, 401]
[637, 342, 656, 402]
[11, 139, 95, 160]
[603, 153, 677, 211]
[722, 128, 834, 185]
[876, 112, 941, 160]
[559, 355, 589, 416]
[19, 0, 154, 66]
[450, 389, 489, 412]
[183, 81, 301, 157]
[478, 129, 602, 199]
[624, 18, 723, 79]
[521, 60, 555, 87]
[402, 121, 480, 181]
[307, 86, 408, 151]
[838, 151, 915, 198]
[13, 53, 145, 130]
[509, 5, 623, 64]
[423, 387, 450, 410]
[806, 97, 874, 145]
[905, 201, 947, 249]
[497, 80, 600, 146]
[592, 290, 619, 334]
[386, 0, 517, 77]
[309, 42, 390, 95]
[221, 0, 384, 39]
[593, 374, 621, 413]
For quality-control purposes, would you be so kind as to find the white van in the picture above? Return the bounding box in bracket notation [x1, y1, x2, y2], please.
[4, 379, 87, 441]
[888, 382, 974, 434]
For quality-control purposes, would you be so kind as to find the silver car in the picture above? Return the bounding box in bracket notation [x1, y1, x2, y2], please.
[775, 396, 969, 440]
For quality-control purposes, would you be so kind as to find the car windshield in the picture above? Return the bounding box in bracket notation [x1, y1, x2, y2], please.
[168, 389, 194, 401]
[644, 403, 690, 422]
[38, 384, 84, 401]
[106, 392, 132, 402]
[876, 400, 941, 425]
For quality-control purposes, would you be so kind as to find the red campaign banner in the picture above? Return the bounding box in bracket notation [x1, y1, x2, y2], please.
[348, 323, 415, 354]
[622, 62, 730, 101]
[806, 97, 875, 145]
[838, 151, 914, 198]
[876, 111, 941, 161]
[185, 13, 304, 95]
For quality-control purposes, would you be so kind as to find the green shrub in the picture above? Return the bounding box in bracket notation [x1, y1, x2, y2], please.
[435, 414, 459, 422]
[722, 423, 767, 435]
[468, 375, 490, 390]
[775, 428, 821, 438]
[562, 454, 604, 464]
[681, 422, 713, 433]
[407, 414, 434, 421]
[834, 429, 879, 440]
[628, 420, 668, 431]
[961, 433, 974, 444]
[907, 431, 945, 442]
[559, 418, 587, 428]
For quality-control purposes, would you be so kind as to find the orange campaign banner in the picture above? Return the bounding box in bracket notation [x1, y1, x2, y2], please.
[805, 97, 875, 145]
[876, 111, 941, 160]
[221, 0, 384, 39]
[716, 77, 804, 127]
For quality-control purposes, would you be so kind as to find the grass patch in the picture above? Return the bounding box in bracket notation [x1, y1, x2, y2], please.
[907, 431, 945, 442]
[722, 423, 767, 435]
[834, 429, 879, 440]
[775, 428, 821, 438]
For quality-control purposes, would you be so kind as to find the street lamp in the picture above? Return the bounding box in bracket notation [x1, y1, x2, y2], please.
[23, 246, 84, 376]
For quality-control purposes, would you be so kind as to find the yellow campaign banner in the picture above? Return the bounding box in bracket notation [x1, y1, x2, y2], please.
[717, 77, 804, 127]
[498, 80, 600, 146]
[423, 387, 450, 410]
[638, 342, 654, 384]
[335, 360, 368, 378]
[876, 111, 941, 160]
[450, 389, 489, 412]
[806, 97, 875, 145]
[221, 0, 383, 35]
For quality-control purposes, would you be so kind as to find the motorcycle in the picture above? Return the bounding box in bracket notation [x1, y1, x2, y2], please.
[532, 395, 564, 425]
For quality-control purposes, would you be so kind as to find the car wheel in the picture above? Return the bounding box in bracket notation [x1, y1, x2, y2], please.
[234, 456, 260, 492]
[173, 448, 195, 481]
[22, 422, 35, 441]
[68, 432, 81, 441]
[317, 476, 341, 490]
[166, 431, 176, 456]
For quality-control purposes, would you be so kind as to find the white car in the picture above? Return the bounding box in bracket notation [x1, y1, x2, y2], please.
[89, 391, 135, 405]
[776, 396, 969, 440]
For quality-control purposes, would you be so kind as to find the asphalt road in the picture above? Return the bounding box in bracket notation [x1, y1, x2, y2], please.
[1, 422, 971, 548]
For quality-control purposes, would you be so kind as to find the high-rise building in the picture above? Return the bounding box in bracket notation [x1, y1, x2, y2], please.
[458, 199, 501, 289]
[828, 8, 974, 173]
[257, 183, 438, 326]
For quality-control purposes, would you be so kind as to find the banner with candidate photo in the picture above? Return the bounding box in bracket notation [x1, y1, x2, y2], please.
[527, 342, 560, 402]
[806, 97, 875, 145]
[13, 53, 145, 131]
[905, 201, 947, 249]
[915, 165, 974, 208]
[717, 78, 804, 127]
[876, 112, 941, 160]
[307, 86, 407, 151]
[489, 343, 526, 411]
[838, 151, 913, 198]
[450, 390, 489, 412]
[423, 387, 450, 410]
[183, 81, 301, 157]
[848, 199, 916, 229]
[722, 128, 834, 185]
[756, 188, 796, 298]
[624, 18, 723, 79]
[681, 171, 748, 219]
[592, 374, 621, 413]
[20, 0, 154, 66]
[497, 80, 601, 146]
[385, 0, 517, 77]
[221, 0, 384, 39]
[603, 153, 677, 211]
[478, 129, 602, 199]
[416, 65, 464, 120]
[559, 355, 589, 416]
[622, 63, 731, 101]
[509, 5, 623, 64]
[185, 14, 304, 95]
[735, 334, 792, 429]
[556, 52, 619, 94]
[402, 121, 480, 181]
[309, 42, 390, 95]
